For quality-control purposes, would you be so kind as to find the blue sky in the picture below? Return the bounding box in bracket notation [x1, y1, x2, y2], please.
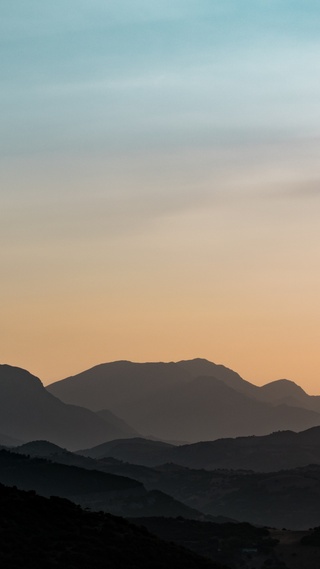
[2, 0, 320, 155]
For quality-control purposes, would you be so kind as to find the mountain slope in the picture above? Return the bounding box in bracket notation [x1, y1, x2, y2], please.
[177, 358, 259, 397]
[95, 408, 140, 437]
[106, 375, 320, 442]
[0, 365, 139, 449]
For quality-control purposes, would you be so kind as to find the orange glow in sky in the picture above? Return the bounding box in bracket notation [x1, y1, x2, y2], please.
[1, 2, 320, 392]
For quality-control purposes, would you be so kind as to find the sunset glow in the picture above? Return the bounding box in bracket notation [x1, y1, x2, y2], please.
[1, 1, 320, 390]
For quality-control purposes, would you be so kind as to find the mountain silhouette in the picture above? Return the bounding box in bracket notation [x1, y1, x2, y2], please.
[78, 437, 175, 464]
[256, 378, 320, 413]
[47, 359, 320, 442]
[47, 360, 191, 408]
[0, 365, 140, 449]
[78, 425, 320, 472]
[15, 433, 320, 530]
[0, 484, 220, 569]
[15, 434, 320, 530]
[177, 358, 259, 397]
[0, 449, 203, 519]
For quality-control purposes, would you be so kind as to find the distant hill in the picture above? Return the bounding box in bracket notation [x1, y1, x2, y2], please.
[16, 433, 320, 529]
[151, 463, 320, 530]
[78, 437, 174, 463]
[91, 458, 320, 530]
[0, 484, 220, 569]
[15, 440, 69, 457]
[79, 427, 320, 472]
[47, 359, 320, 442]
[0, 449, 203, 520]
[0, 365, 141, 449]
[26, 435, 320, 530]
[256, 378, 320, 413]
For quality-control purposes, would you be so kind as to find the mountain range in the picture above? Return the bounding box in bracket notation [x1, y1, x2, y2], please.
[77, 426, 320, 472]
[47, 358, 320, 442]
[9, 437, 320, 530]
[2, 358, 320, 448]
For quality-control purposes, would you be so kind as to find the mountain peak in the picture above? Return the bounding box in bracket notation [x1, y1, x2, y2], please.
[0, 365, 44, 396]
[16, 440, 67, 456]
[261, 379, 308, 398]
[0, 364, 42, 384]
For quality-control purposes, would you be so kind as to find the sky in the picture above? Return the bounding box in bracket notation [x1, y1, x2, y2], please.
[1, 0, 320, 391]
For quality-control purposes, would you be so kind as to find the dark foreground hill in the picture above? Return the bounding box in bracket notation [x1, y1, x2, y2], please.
[0, 484, 222, 569]
[131, 518, 320, 569]
[47, 359, 320, 442]
[131, 517, 275, 568]
[0, 450, 201, 519]
[0, 364, 139, 450]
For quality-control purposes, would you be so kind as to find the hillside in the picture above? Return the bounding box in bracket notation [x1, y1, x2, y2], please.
[0, 364, 139, 449]
[0, 449, 202, 519]
[131, 518, 320, 569]
[15, 438, 320, 530]
[0, 484, 221, 569]
[93, 459, 320, 530]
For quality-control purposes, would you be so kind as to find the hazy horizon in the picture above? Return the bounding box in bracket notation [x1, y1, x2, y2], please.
[2, 1, 320, 392]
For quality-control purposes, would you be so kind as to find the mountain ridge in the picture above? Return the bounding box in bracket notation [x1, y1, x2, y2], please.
[77, 425, 320, 472]
[47, 359, 320, 442]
